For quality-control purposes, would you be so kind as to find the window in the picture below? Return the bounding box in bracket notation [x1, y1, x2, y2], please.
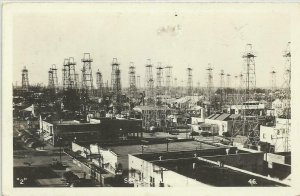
[277, 130, 280, 135]
[262, 133, 266, 139]
[150, 176, 155, 187]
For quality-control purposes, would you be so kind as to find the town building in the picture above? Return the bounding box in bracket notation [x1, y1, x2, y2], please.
[201, 113, 240, 136]
[128, 148, 288, 187]
[259, 117, 291, 153]
[70, 139, 219, 186]
[133, 105, 171, 131]
[39, 117, 142, 146]
[228, 101, 265, 116]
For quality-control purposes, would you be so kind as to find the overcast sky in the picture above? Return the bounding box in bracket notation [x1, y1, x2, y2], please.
[11, 3, 291, 88]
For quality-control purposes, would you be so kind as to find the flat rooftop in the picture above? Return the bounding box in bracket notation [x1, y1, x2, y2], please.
[133, 147, 245, 162]
[153, 157, 288, 187]
[103, 140, 218, 169]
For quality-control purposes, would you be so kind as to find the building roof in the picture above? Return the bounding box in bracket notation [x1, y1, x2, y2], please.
[103, 140, 218, 169]
[153, 158, 288, 187]
[133, 105, 170, 112]
[215, 113, 231, 121]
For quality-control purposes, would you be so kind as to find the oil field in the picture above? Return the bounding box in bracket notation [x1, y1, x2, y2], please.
[7, 4, 293, 188]
[12, 42, 291, 187]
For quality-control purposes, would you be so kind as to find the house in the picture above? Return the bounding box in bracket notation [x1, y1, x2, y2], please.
[204, 113, 240, 136]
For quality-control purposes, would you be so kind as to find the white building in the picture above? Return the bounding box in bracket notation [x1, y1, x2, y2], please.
[228, 101, 265, 116]
[260, 118, 291, 152]
[204, 113, 239, 136]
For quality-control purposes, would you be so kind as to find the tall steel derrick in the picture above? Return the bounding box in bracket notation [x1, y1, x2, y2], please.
[283, 42, 291, 101]
[48, 65, 58, 95]
[196, 81, 201, 95]
[81, 53, 94, 93]
[206, 65, 214, 102]
[186, 67, 193, 96]
[136, 75, 141, 90]
[234, 74, 239, 104]
[21, 66, 29, 90]
[96, 69, 103, 97]
[156, 63, 164, 96]
[51, 64, 58, 91]
[164, 65, 172, 95]
[231, 44, 259, 149]
[282, 42, 291, 151]
[48, 67, 54, 89]
[270, 68, 277, 92]
[242, 44, 256, 102]
[238, 72, 244, 104]
[226, 73, 232, 105]
[62, 57, 78, 91]
[128, 62, 137, 101]
[68, 57, 78, 89]
[111, 58, 122, 112]
[145, 59, 155, 105]
[219, 69, 225, 109]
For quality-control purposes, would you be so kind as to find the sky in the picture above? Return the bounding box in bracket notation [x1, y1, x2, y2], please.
[10, 3, 291, 88]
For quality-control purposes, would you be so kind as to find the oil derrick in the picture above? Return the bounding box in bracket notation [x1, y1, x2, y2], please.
[81, 53, 94, 93]
[62, 58, 80, 112]
[156, 63, 164, 104]
[145, 59, 155, 105]
[128, 62, 137, 102]
[206, 65, 214, 102]
[270, 68, 277, 92]
[21, 66, 29, 91]
[96, 69, 103, 97]
[48, 68, 54, 89]
[234, 75, 239, 104]
[111, 58, 122, 113]
[136, 75, 141, 90]
[68, 57, 77, 89]
[269, 68, 277, 105]
[231, 44, 259, 150]
[165, 65, 172, 95]
[111, 58, 119, 90]
[243, 44, 259, 149]
[281, 42, 291, 152]
[196, 81, 201, 95]
[51, 64, 58, 92]
[283, 42, 291, 101]
[238, 72, 244, 104]
[62, 58, 70, 91]
[226, 73, 231, 105]
[174, 77, 177, 88]
[242, 44, 256, 102]
[219, 70, 225, 109]
[187, 67, 193, 96]
[74, 73, 80, 90]
[275, 42, 291, 152]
